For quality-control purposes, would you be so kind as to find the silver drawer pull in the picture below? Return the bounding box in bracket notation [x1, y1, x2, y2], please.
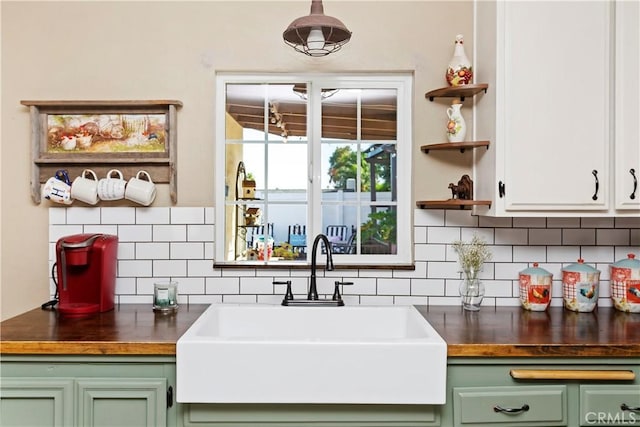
[494, 404, 530, 414]
[621, 403, 640, 414]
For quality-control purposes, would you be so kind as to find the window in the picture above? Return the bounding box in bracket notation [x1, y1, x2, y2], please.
[215, 73, 412, 266]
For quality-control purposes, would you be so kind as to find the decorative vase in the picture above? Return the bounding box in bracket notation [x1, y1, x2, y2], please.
[446, 103, 467, 142]
[446, 34, 473, 86]
[459, 268, 485, 311]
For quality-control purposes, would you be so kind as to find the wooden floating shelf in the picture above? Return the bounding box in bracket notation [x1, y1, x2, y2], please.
[416, 199, 492, 210]
[425, 84, 489, 102]
[421, 141, 490, 153]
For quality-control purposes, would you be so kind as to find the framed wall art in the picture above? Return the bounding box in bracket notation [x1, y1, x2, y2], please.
[21, 100, 182, 204]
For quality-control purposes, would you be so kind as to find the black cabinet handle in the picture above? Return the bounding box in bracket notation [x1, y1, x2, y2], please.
[630, 168, 637, 200]
[621, 403, 640, 414]
[592, 170, 599, 201]
[494, 404, 530, 414]
[498, 181, 505, 198]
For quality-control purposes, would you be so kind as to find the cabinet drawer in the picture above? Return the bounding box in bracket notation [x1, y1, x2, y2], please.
[453, 385, 567, 426]
[580, 385, 640, 426]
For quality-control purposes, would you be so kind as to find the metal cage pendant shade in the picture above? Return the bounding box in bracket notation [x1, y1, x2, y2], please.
[283, 0, 352, 57]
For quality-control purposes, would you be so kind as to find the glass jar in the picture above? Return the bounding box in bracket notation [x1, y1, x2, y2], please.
[459, 268, 485, 311]
[153, 280, 178, 313]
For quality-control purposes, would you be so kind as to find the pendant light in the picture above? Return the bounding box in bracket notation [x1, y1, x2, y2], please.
[283, 0, 352, 57]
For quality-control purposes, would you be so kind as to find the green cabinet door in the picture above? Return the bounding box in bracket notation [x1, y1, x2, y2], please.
[77, 378, 167, 427]
[0, 378, 74, 427]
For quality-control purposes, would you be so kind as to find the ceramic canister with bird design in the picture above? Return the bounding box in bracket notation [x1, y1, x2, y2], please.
[518, 263, 552, 311]
[610, 253, 640, 313]
[562, 259, 600, 313]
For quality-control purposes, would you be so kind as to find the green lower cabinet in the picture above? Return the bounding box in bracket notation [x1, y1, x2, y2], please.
[441, 359, 640, 427]
[76, 378, 167, 427]
[0, 378, 74, 427]
[580, 385, 640, 426]
[453, 385, 567, 426]
[0, 356, 176, 427]
[182, 403, 440, 427]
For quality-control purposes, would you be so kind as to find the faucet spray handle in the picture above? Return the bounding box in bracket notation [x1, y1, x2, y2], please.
[274, 280, 293, 301]
[332, 281, 353, 302]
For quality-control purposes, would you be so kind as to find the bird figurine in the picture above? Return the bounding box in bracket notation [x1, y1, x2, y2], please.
[579, 284, 597, 299]
[628, 287, 640, 298]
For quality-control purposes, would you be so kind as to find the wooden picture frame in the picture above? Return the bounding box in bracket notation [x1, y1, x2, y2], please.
[21, 100, 182, 204]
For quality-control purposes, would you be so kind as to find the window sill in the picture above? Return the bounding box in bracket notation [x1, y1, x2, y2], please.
[212, 262, 415, 271]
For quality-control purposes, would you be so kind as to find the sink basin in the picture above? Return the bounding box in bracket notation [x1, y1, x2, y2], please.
[176, 304, 447, 404]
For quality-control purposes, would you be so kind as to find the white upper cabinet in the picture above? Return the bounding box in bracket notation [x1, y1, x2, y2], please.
[615, 0, 640, 210]
[474, 1, 637, 216]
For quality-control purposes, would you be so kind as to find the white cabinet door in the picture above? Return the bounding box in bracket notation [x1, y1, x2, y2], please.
[502, 1, 611, 211]
[475, 1, 612, 215]
[615, 0, 640, 210]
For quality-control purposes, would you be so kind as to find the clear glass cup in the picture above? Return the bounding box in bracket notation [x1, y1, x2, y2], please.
[153, 280, 178, 312]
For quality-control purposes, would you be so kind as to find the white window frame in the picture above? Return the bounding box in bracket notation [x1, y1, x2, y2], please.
[215, 72, 413, 266]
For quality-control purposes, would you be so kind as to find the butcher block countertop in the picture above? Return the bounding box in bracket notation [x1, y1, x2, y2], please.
[1, 305, 638, 357]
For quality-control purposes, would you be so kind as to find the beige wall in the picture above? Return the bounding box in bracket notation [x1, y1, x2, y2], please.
[0, 1, 473, 320]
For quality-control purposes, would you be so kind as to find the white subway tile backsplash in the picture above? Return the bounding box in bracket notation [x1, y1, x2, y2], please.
[513, 217, 546, 228]
[513, 246, 546, 263]
[118, 225, 152, 242]
[563, 228, 596, 245]
[205, 207, 215, 225]
[170, 242, 204, 259]
[117, 242, 136, 260]
[414, 226, 427, 244]
[547, 217, 580, 228]
[49, 225, 83, 242]
[415, 243, 446, 262]
[596, 229, 629, 246]
[580, 246, 615, 263]
[478, 216, 512, 228]
[136, 242, 170, 259]
[445, 209, 478, 227]
[205, 277, 240, 294]
[48, 207, 638, 308]
[49, 208, 66, 224]
[187, 225, 215, 242]
[427, 226, 460, 244]
[84, 225, 118, 236]
[115, 277, 136, 294]
[136, 208, 170, 224]
[529, 228, 561, 245]
[547, 245, 581, 263]
[377, 278, 411, 295]
[410, 278, 445, 296]
[490, 245, 513, 262]
[188, 260, 220, 277]
[173, 277, 205, 295]
[344, 278, 376, 295]
[581, 217, 614, 229]
[495, 262, 528, 280]
[615, 217, 640, 228]
[153, 260, 187, 277]
[171, 207, 205, 224]
[101, 207, 135, 224]
[118, 260, 153, 277]
[414, 209, 445, 226]
[153, 225, 187, 242]
[461, 227, 494, 244]
[66, 207, 101, 224]
[495, 228, 528, 245]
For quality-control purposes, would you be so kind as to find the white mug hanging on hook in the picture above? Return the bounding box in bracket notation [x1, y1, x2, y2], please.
[446, 103, 466, 143]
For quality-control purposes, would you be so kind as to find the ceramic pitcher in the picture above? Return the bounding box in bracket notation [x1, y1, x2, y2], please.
[446, 104, 466, 142]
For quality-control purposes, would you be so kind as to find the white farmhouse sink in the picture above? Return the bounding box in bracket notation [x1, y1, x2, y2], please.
[176, 304, 447, 404]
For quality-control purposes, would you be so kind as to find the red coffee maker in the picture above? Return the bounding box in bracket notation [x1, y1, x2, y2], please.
[55, 234, 118, 316]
